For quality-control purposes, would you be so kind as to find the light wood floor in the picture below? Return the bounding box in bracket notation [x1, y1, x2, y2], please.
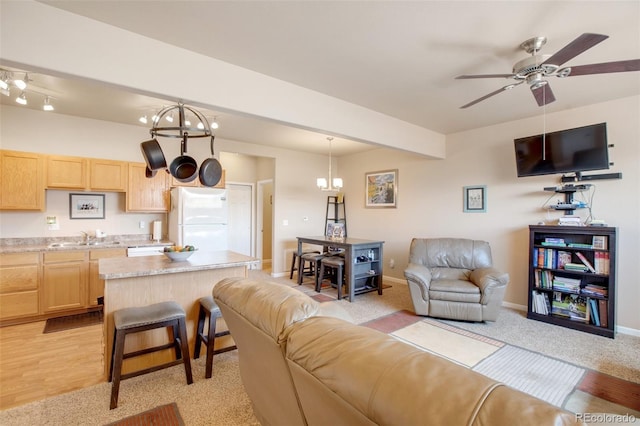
[0, 320, 105, 410]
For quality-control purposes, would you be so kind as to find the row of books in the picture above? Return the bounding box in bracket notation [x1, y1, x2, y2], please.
[532, 291, 608, 327]
[533, 270, 609, 297]
[533, 247, 609, 275]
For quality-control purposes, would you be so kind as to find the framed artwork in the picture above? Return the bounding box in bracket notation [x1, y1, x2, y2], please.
[326, 222, 345, 239]
[69, 193, 105, 219]
[365, 169, 398, 208]
[463, 185, 487, 213]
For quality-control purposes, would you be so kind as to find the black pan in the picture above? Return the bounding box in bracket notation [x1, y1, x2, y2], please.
[140, 138, 166, 171]
[145, 166, 157, 178]
[169, 134, 198, 182]
[199, 136, 222, 187]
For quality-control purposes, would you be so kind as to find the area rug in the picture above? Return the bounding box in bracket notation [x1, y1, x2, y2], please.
[43, 310, 103, 333]
[371, 313, 586, 408]
[105, 402, 184, 426]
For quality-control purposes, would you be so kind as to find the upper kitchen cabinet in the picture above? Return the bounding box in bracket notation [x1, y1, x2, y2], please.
[126, 162, 170, 212]
[89, 159, 127, 192]
[0, 150, 45, 211]
[47, 155, 88, 189]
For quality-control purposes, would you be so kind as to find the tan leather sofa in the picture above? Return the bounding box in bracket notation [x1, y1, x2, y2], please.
[404, 238, 509, 321]
[213, 277, 581, 426]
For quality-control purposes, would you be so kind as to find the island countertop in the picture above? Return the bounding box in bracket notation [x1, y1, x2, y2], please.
[99, 250, 259, 280]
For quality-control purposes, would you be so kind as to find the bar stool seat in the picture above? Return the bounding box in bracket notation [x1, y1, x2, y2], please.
[194, 295, 237, 378]
[290, 250, 320, 279]
[318, 256, 346, 300]
[109, 301, 193, 409]
[298, 252, 325, 288]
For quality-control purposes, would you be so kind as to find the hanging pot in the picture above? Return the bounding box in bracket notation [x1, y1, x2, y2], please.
[140, 138, 167, 171]
[169, 133, 198, 182]
[145, 166, 157, 178]
[199, 136, 222, 187]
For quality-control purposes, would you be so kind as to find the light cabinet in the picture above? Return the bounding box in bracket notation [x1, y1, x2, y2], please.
[170, 169, 225, 188]
[89, 159, 127, 191]
[42, 251, 88, 312]
[0, 150, 45, 211]
[126, 162, 170, 212]
[527, 225, 616, 338]
[46, 155, 88, 189]
[88, 248, 126, 306]
[0, 253, 41, 320]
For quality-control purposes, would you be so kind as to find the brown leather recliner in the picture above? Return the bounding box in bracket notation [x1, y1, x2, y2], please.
[404, 238, 509, 322]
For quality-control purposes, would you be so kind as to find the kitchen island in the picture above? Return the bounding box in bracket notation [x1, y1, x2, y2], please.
[99, 250, 258, 378]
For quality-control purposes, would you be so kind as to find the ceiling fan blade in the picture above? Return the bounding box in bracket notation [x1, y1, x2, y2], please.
[542, 33, 609, 66]
[460, 82, 524, 109]
[531, 83, 556, 107]
[456, 74, 514, 79]
[564, 59, 640, 76]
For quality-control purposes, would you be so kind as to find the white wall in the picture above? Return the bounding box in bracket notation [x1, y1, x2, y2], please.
[338, 96, 639, 333]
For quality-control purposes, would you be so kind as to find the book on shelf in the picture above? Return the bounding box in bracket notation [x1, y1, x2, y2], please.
[575, 252, 596, 273]
[544, 237, 565, 245]
[594, 251, 610, 275]
[592, 235, 608, 250]
[551, 293, 588, 322]
[588, 298, 600, 326]
[564, 263, 588, 272]
[568, 243, 593, 249]
[557, 251, 572, 269]
[552, 276, 581, 293]
[598, 299, 608, 328]
[535, 269, 554, 289]
[531, 291, 551, 315]
[582, 284, 608, 298]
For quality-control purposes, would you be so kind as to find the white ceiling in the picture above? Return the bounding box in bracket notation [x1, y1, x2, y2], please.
[3, 1, 640, 156]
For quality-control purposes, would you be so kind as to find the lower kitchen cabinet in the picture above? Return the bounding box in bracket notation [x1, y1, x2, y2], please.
[88, 248, 126, 306]
[42, 251, 88, 312]
[0, 252, 41, 320]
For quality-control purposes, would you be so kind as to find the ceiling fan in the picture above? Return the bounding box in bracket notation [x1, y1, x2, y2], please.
[456, 33, 640, 109]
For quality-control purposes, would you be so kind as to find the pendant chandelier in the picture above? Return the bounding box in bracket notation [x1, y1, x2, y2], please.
[317, 137, 343, 191]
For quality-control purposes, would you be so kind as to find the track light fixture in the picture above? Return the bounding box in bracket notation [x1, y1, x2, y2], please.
[14, 73, 28, 90]
[43, 96, 54, 111]
[16, 92, 27, 105]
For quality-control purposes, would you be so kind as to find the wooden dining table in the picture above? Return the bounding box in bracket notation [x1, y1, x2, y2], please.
[296, 236, 384, 302]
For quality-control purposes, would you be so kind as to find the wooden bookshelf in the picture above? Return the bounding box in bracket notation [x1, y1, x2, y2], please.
[527, 225, 616, 338]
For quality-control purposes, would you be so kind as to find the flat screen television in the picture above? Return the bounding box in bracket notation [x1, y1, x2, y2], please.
[514, 122, 609, 177]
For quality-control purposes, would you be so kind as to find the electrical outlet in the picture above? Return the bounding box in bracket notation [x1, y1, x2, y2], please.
[139, 221, 145, 229]
[389, 258, 395, 269]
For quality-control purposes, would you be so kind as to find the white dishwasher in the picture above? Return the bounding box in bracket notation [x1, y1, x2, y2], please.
[126, 246, 166, 257]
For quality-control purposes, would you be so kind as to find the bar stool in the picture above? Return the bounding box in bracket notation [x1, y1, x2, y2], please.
[318, 256, 346, 300]
[194, 295, 237, 379]
[109, 301, 193, 409]
[289, 250, 320, 280]
[298, 252, 325, 288]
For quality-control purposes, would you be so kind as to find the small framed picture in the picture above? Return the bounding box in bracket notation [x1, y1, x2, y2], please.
[463, 185, 487, 213]
[69, 193, 105, 219]
[365, 169, 398, 208]
[326, 222, 345, 239]
[592, 235, 608, 250]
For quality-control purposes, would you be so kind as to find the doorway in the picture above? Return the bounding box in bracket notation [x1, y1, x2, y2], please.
[257, 179, 273, 271]
[227, 183, 253, 257]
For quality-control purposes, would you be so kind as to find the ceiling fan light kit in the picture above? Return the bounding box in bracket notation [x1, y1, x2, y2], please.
[456, 33, 640, 108]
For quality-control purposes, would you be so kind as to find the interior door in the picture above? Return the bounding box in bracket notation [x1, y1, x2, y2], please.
[227, 183, 252, 256]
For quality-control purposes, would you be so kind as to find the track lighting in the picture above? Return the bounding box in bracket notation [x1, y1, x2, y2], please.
[43, 96, 54, 111]
[14, 73, 28, 90]
[16, 92, 27, 105]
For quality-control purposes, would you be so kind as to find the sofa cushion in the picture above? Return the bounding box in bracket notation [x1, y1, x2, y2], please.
[410, 238, 493, 270]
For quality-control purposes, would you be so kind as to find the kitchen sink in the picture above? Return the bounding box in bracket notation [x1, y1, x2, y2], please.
[47, 241, 121, 248]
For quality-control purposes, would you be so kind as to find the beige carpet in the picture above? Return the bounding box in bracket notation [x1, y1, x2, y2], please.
[1, 271, 639, 425]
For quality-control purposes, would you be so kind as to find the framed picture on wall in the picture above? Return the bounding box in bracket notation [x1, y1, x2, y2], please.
[463, 185, 487, 213]
[69, 193, 105, 219]
[365, 169, 398, 208]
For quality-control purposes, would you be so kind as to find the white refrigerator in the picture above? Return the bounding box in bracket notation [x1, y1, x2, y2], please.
[168, 187, 229, 252]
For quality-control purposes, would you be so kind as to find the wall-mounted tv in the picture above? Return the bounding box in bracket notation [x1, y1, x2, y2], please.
[514, 122, 609, 178]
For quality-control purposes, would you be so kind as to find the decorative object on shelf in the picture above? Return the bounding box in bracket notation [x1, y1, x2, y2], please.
[0, 68, 57, 111]
[69, 193, 105, 219]
[326, 222, 345, 240]
[139, 103, 223, 186]
[463, 185, 487, 213]
[365, 169, 397, 208]
[317, 137, 343, 191]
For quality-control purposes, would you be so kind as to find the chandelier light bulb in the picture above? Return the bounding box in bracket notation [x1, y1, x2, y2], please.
[166, 113, 174, 123]
[211, 117, 219, 130]
[0, 78, 7, 91]
[139, 115, 148, 124]
[16, 91, 27, 105]
[197, 122, 204, 130]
